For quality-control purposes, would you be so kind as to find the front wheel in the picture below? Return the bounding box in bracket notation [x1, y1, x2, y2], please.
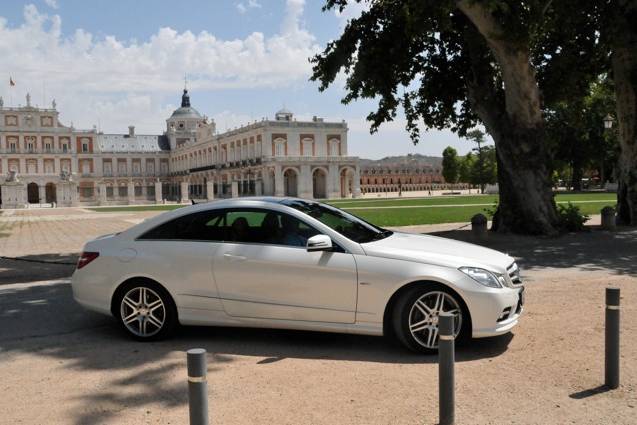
[116, 281, 177, 341]
[392, 286, 468, 353]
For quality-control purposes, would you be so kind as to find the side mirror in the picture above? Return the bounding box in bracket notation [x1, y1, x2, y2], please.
[307, 234, 332, 252]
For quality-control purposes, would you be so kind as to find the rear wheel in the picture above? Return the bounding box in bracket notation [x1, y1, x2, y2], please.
[115, 281, 177, 341]
[392, 286, 468, 353]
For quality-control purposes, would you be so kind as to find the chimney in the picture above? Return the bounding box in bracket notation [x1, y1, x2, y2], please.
[128, 125, 135, 137]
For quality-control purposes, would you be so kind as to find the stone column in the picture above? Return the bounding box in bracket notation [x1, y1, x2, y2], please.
[54, 157, 61, 174]
[37, 158, 44, 175]
[327, 163, 340, 199]
[70, 182, 79, 206]
[206, 180, 215, 201]
[299, 165, 312, 199]
[274, 165, 284, 197]
[154, 181, 162, 203]
[126, 157, 132, 177]
[255, 179, 263, 196]
[38, 184, 46, 204]
[353, 166, 362, 198]
[98, 183, 107, 205]
[231, 180, 239, 198]
[217, 175, 224, 198]
[127, 181, 135, 205]
[180, 181, 189, 203]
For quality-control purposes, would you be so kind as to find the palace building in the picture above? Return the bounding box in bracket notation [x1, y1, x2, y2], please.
[0, 90, 360, 208]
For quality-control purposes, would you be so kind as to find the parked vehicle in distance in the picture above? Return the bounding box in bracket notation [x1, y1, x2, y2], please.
[72, 197, 524, 353]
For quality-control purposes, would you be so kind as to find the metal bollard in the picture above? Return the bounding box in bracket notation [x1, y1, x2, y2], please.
[187, 348, 209, 425]
[605, 288, 620, 389]
[438, 313, 455, 425]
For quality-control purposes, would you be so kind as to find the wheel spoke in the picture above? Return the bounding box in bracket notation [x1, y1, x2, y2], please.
[123, 296, 137, 310]
[426, 326, 439, 348]
[123, 312, 138, 324]
[139, 288, 146, 306]
[142, 317, 148, 335]
[147, 299, 162, 310]
[146, 313, 163, 329]
[410, 318, 430, 332]
[433, 293, 444, 313]
[414, 299, 433, 316]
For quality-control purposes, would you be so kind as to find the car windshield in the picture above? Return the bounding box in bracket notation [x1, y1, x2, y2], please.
[281, 199, 393, 244]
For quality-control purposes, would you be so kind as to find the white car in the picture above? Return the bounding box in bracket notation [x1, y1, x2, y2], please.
[72, 197, 524, 353]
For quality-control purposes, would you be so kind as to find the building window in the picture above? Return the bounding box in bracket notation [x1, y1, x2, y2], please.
[10, 143, 17, 152]
[82, 143, 89, 152]
[274, 140, 285, 157]
[62, 144, 68, 153]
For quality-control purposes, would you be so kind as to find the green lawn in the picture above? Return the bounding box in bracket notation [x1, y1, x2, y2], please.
[88, 192, 617, 227]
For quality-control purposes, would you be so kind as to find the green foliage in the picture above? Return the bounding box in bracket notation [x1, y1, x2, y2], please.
[556, 202, 590, 232]
[442, 146, 460, 183]
[312, 1, 604, 143]
[547, 76, 620, 189]
[483, 200, 499, 219]
[458, 152, 475, 183]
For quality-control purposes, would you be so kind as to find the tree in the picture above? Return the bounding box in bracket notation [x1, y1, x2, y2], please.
[470, 145, 498, 192]
[312, 0, 602, 234]
[605, 0, 637, 225]
[464, 130, 488, 193]
[442, 146, 460, 184]
[458, 152, 476, 184]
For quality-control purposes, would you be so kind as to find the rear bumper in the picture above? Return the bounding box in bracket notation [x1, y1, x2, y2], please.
[71, 271, 113, 316]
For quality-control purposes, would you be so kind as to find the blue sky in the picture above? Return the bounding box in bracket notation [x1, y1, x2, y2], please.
[0, 0, 480, 158]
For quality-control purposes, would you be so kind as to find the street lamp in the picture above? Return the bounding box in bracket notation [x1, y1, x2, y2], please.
[600, 113, 616, 187]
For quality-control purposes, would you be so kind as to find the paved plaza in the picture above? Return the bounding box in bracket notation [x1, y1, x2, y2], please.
[0, 207, 635, 424]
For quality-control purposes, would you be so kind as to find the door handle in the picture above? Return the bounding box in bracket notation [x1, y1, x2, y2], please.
[223, 253, 246, 262]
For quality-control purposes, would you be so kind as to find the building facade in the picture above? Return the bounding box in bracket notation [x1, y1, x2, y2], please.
[0, 90, 360, 208]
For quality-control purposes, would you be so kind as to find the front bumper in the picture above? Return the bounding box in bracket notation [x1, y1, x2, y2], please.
[468, 285, 525, 338]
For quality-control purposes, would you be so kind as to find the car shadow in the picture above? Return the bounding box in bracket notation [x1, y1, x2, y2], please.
[0, 254, 77, 285]
[1, 279, 514, 424]
[428, 226, 637, 277]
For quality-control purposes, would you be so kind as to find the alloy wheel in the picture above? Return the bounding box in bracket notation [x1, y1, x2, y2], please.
[120, 287, 166, 337]
[408, 291, 462, 349]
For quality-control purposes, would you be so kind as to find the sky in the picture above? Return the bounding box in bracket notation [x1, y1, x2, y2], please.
[0, 0, 483, 159]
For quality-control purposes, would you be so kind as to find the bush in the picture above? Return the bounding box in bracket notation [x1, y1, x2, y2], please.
[557, 202, 590, 232]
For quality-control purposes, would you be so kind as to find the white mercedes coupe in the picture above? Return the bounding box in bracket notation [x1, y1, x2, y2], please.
[72, 197, 524, 353]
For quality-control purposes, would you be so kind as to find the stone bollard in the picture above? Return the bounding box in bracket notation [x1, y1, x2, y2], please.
[471, 213, 488, 239]
[601, 206, 616, 231]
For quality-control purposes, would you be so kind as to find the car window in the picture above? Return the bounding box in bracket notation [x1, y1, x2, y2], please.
[139, 210, 226, 241]
[225, 208, 321, 247]
[281, 199, 392, 243]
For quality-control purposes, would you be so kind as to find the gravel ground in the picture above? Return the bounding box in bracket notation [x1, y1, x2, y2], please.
[0, 213, 635, 424]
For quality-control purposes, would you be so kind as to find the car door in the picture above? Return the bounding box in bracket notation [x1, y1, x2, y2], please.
[212, 208, 358, 323]
[135, 209, 226, 312]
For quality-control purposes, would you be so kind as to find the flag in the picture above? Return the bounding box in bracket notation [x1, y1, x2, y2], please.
[9, 77, 15, 86]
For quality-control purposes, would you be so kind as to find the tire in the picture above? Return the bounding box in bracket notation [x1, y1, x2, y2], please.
[114, 280, 178, 341]
[391, 285, 469, 354]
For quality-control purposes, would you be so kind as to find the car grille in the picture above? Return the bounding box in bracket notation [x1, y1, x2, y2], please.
[507, 262, 522, 285]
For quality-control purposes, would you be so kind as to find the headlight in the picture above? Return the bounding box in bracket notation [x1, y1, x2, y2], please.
[459, 267, 502, 288]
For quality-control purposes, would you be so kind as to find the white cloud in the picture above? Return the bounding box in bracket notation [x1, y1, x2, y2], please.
[333, 0, 369, 30]
[236, 0, 261, 14]
[44, 0, 58, 9]
[0, 2, 318, 132]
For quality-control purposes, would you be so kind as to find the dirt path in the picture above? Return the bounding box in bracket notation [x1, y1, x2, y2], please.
[0, 224, 635, 424]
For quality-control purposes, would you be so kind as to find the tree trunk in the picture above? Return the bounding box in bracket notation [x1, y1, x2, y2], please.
[571, 162, 583, 191]
[611, 1, 637, 225]
[459, 1, 559, 234]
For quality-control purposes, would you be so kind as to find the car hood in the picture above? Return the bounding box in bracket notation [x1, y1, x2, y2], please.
[361, 232, 514, 273]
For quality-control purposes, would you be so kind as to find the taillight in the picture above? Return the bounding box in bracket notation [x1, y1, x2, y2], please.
[77, 252, 99, 269]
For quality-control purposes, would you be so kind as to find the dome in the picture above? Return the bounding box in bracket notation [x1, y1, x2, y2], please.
[170, 106, 202, 119]
[169, 88, 202, 119]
